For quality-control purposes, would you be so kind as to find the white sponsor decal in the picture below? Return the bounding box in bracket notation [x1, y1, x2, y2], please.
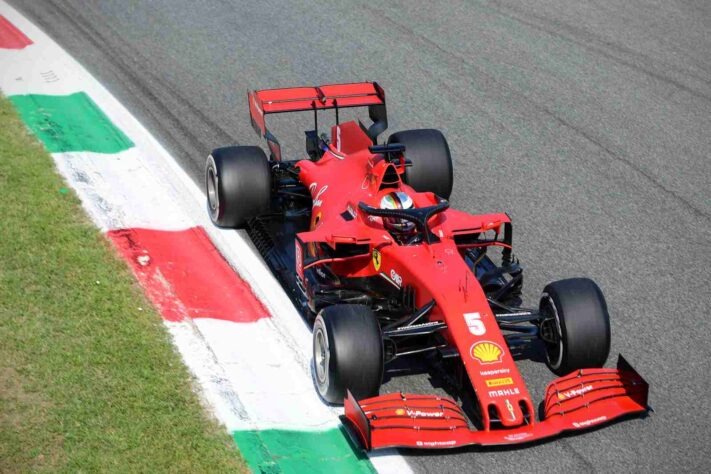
[558, 385, 593, 400]
[390, 269, 403, 287]
[488, 387, 520, 398]
[295, 241, 303, 278]
[464, 312, 486, 336]
[573, 415, 608, 428]
[480, 368, 510, 376]
[308, 183, 328, 208]
[407, 410, 444, 418]
[416, 440, 457, 447]
[504, 432, 533, 442]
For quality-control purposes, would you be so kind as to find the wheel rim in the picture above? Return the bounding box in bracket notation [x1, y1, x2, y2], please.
[206, 163, 218, 212]
[540, 294, 563, 370]
[314, 326, 329, 388]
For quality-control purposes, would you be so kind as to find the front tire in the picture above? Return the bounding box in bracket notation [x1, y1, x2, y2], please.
[539, 278, 611, 376]
[205, 146, 270, 228]
[388, 129, 453, 199]
[313, 305, 383, 404]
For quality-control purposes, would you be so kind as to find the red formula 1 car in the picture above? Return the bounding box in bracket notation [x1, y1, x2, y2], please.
[205, 82, 649, 450]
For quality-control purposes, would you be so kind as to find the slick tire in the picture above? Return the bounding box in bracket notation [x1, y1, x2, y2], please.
[312, 305, 383, 404]
[540, 278, 611, 376]
[387, 129, 453, 199]
[205, 146, 270, 228]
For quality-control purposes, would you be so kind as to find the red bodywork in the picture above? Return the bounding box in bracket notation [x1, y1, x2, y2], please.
[249, 82, 649, 450]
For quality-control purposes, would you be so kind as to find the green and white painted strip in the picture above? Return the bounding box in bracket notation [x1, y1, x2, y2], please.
[0, 3, 411, 473]
[9, 92, 134, 153]
[234, 427, 375, 473]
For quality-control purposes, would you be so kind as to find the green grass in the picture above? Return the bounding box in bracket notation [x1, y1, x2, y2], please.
[0, 95, 247, 472]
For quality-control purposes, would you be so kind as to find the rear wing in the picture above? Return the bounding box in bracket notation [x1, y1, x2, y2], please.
[248, 82, 387, 160]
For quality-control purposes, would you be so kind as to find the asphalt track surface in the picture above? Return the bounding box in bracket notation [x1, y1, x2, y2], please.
[12, 1, 711, 471]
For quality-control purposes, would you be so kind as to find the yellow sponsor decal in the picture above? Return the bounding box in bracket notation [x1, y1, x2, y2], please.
[395, 408, 405, 416]
[372, 248, 382, 271]
[470, 341, 504, 364]
[485, 377, 513, 387]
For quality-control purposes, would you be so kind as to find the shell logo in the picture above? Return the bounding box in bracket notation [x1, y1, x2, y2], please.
[470, 341, 504, 364]
[395, 408, 405, 416]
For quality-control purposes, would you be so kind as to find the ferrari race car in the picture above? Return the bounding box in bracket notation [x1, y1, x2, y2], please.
[205, 82, 649, 450]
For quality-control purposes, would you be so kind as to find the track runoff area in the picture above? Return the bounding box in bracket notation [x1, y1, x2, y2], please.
[0, 4, 411, 473]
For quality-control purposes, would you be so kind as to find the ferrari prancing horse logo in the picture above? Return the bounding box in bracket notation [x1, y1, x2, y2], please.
[372, 249, 382, 271]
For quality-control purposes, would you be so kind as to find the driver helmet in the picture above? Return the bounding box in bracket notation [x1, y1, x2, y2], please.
[380, 191, 415, 233]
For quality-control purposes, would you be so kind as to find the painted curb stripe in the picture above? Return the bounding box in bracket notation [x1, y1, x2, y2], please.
[108, 227, 269, 323]
[191, 317, 337, 431]
[9, 92, 134, 153]
[0, 15, 31, 49]
[233, 428, 376, 474]
[0, 4, 412, 472]
[51, 149, 194, 232]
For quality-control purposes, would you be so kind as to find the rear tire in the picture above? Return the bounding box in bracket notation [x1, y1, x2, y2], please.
[388, 129, 453, 199]
[205, 146, 270, 228]
[313, 305, 383, 404]
[539, 278, 611, 376]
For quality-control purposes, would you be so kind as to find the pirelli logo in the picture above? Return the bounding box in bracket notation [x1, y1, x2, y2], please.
[485, 377, 514, 387]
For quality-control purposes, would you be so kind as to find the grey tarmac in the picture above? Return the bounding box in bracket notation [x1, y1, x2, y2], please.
[11, 0, 711, 472]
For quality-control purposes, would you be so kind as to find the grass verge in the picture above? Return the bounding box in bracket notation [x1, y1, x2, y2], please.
[0, 94, 246, 472]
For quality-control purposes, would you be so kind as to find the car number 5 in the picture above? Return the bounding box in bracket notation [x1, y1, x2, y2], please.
[464, 312, 486, 336]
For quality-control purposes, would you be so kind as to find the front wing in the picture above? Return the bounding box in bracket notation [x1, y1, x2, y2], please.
[344, 355, 649, 450]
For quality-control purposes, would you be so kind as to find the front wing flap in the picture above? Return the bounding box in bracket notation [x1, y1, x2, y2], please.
[343, 355, 649, 450]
